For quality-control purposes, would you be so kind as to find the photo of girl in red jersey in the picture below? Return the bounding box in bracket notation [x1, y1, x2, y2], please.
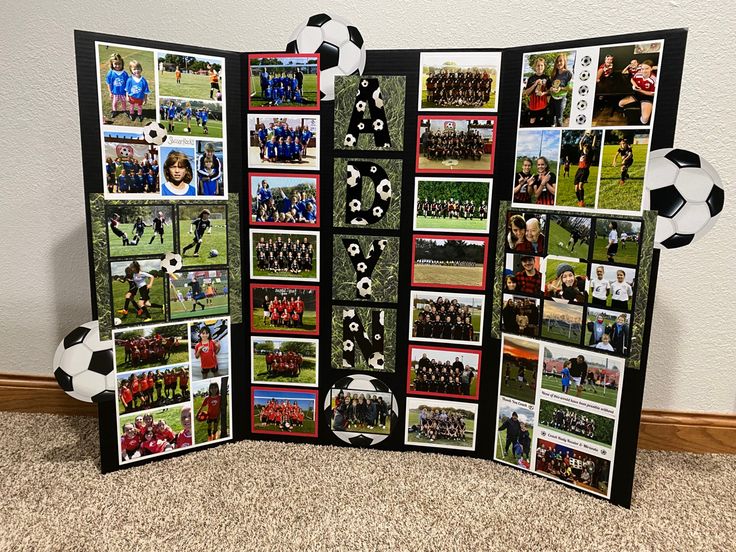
[193, 377, 230, 443]
[189, 318, 230, 381]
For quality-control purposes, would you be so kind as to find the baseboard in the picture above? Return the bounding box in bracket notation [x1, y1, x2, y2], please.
[1, 375, 734, 453]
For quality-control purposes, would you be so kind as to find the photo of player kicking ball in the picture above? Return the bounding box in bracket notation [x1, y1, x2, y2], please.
[111, 259, 166, 325]
[106, 206, 173, 258]
[177, 205, 228, 267]
[169, 270, 229, 320]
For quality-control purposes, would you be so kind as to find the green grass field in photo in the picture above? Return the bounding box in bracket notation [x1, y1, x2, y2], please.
[592, 236, 638, 266]
[597, 143, 647, 211]
[253, 408, 315, 435]
[556, 164, 599, 209]
[159, 70, 220, 101]
[194, 393, 229, 443]
[413, 264, 483, 288]
[165, 118, 223, 139]
[170, 294, 228, 320]
[108, 229, 173, 258]
[115, 340, 189, 373]
[540, 373, 618, 408]
[406, 409, 475, 448]
[117, 377, 188, 414]
[120, 406, 183, 434]
[495, 426, 534, 463]
[98, 45, 157, 126]
[252, 310, 317, 333]
[541, 318, 581, 345]
[408, 366, 478, 398]
[547, 220, 591, 260]
[178, 219, 227, 267]
[499, 362, 537, 404]
[250, 74, 318, 106]
[414, 215, 488, 232]
[111, 279, 166, 326]
[251, 354, 317, 385]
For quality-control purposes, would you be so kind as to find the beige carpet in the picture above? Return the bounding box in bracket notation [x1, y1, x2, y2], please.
[1, 412, 734, 551]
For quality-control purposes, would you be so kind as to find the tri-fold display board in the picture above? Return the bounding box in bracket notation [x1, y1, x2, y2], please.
[75, 27, 686, 508]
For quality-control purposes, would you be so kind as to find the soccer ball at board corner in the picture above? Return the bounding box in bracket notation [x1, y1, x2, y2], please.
[323, 373, 399, 447]
[286, 13, 366, 101]
[160, 252, 183, 273]
[53, 320, 115, 403]
[143, 121, 168, 146]
[644, 149, 725, 249]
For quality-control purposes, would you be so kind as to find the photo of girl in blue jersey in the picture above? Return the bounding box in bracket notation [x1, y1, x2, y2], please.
[248, 54, 320, 111]
[158, 97, 223, 138]
[97, 44, 157, 127]
[160, 147, 196, 197]
[249, 174, 319, 227]
[196, 142, 225, 197]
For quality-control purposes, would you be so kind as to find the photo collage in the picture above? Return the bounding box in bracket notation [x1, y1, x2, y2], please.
[404, 51, 500, 453]
[114, 317, 233, 463]
[96, 42, 228, 199]
[247, 54, 322, 437]
[513, 41, 663, 213]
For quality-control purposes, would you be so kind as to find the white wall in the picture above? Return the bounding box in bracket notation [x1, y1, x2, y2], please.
[2, 0, 734, 413]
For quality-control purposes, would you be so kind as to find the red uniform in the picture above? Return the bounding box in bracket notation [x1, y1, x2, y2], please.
[598, 63, 613, 78]
[196, 340, 218, 370]
[155, 426, 175, 442]
[121, 434, 141, 453]
[202, 395, 221, 420]
[140, 438, 167, 455]
[120, 387, 133, 406]
[632, 73, 656, 95]
[176, 430, 192, 448]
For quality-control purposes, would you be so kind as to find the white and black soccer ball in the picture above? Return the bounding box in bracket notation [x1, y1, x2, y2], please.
[209, 249, 219, 258]
[575, 114, 587, 125]
[579, 84, 589, 96]
[644, 149, 725, 249]
[160, 252, 183, 273]
[324, 374, 399, 446]
[53, 320, 115, 403]
[286, 13, 366, 101]
[143, 121, 168, 145]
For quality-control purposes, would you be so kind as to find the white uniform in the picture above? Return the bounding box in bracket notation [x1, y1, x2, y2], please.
[610, 281, 633, 303]
[133, 271, 153, 289]
[590, 277, 610, 301]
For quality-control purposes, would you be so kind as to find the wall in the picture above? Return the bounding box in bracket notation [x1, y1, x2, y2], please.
[2, 0, 734, 413]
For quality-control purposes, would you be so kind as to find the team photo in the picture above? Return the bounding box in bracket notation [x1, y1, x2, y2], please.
[159, 98, 223, 138]
[411, 235, 488, 291]
[407, 345, 480, 400]
[248, 115, 319, 170]
[327, 386, 394, 436]
[419, 51, 500, 111]
[413, 177, 492, 233]
[500, 335, 539, 405]
[251, 337, 318, 387]
[538, 399, 615, 447]
[117, 364, 190, 414]
[405, 397, 478, 451]
[177, 204, 228, 266]
[535, 439, 610, 497]
[250, 174, 319, 227]
[106, 205, 173, 257]
[118, 406, 188, 462]
[169, 270, 229, 320]
[410, 291, 485, 345]
[113, 322, 189, 372]
[249, 54, 319, 109]
[250, 230, 319, 281]
[416, 117, 495, 174]
[103, 130, 159, 196]
[252, 388, 317, 437]
[250, 285, 319, 335]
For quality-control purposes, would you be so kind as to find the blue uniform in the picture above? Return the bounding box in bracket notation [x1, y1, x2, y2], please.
[258, 128, 268, 144]
[257, 188, 272, 203]
[200, 111, 209, 124]
[125, 76, 150, 99]
[265, 142, 277, 159]
[276, 142, 289, 159]
[168, 105, 177, 119]
[200, 179, 218, 195]
[304, 209, 316, 222]
[292, 142, 303, 158]
[301, 130, 312, 143]
[133, 174, 145, 192]
[105, 70, 128, 95]
[162, 182, 195, 196]
[146, 173, 156, 190]
[118, 175, 129, 192]
[561, 367, 571, 387]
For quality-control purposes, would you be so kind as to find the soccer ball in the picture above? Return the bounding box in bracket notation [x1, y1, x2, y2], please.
[576, 99, 587, 110]
[644, 148, 725, 249]
[209, 249, 219, 258]
[576, 114, 586, 125]
[579, 70, 590, 81]
[143, 122, 168, 145]
[160, 252, 183, 273]
[53, 320, 115, 403]
[581, 55, 592, 67]
[558, 241, 565, 248]
[579, 84, 589, 96]
[286, 13, 367, 101]
[323, 374, 399, 446]
[367, 351, 384, 370]
[356, 276, 372, 298]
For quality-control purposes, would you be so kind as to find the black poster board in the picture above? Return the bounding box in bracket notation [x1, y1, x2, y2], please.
[75, 27, 686, 508]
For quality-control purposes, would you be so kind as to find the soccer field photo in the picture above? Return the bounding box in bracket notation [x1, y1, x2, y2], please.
[177, 204, 228, 267]
[249, 54, 319, 109]
[252, 388, 317, 437]
[417, 118, 495, 174]
[413, 177, 492, 233]
[547, 215, 592, 260]
[412, 235, 488, 290]
[419, 51, 500, 112]
[251, 337, 318, 387]
[541, 374, 618, 407]
[107, 205, 174, 258]
[159, 97, 223, 138]
[251, 285, 319, 335]
[113, 322, 190, 372]
[116, 364, 190, 414]
[110, 259, 167, 326]
[97, 43, 157, 126]
[541, 300, 583, 345]
[250, 229, 319, 281]
[169, 270, 229, 320]
[592, 218, 641, 266]
[405, 398, 478, 451]
[158, 52, 224, 101]
[597, 131, 649, 212]
[495, 400, 535, 465]
[556, 129, 603, 209]
[538, 399, 615, 447]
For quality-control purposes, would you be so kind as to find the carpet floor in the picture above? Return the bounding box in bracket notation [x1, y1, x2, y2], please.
[0, 412, 734, 551]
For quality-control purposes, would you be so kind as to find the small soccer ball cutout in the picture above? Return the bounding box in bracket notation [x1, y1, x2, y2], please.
[324, 374, 399, 446]
[143, 121, 168, 145]
[286, 13, 367, 101]
[160, 252, 183, 273]
[644, 149, 725, 249]
[53, 320, 115, 403]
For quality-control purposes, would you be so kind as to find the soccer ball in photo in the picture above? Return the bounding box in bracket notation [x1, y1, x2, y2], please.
[143, 121, 168, 145]
[575, 114, 586, 125]
[324, 374, 399, 446]
[579, 84, 589, 96]
[209, 249, 219, 258]
[286, 13, 366, 101]
[53, 320, 115, 403]
[644, 149, 725, 249]
[160, 252, 183, 273]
